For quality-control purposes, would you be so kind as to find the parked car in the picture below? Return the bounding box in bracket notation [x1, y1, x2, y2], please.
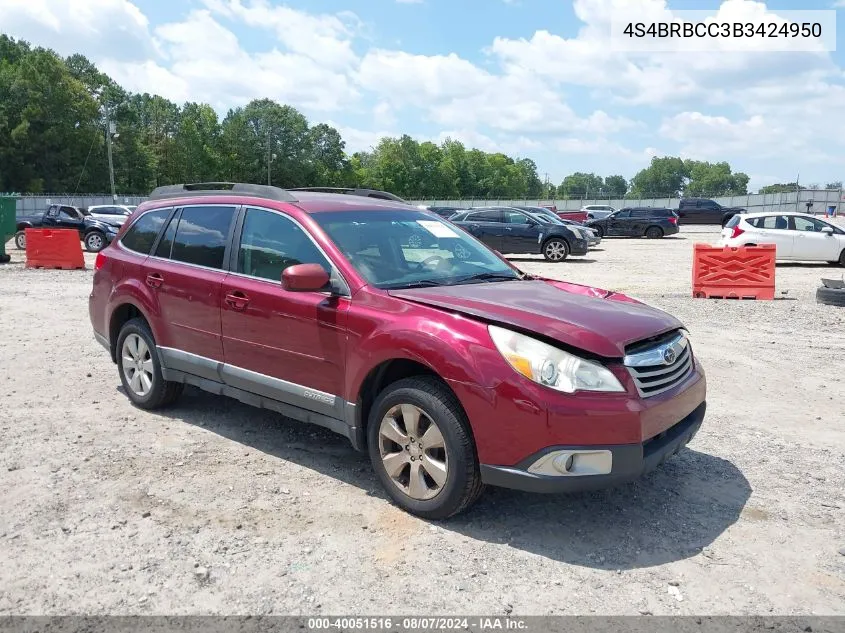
[89, 182, 707, 518]
[586, 207, 679, 239]
[677, 198, 745, 226]
[86, 204, 135, 224]
[720, 212, 845, 265]
[513, 206, 601, 247]
[15, 204, 125, 252]
[544, 205, 589, 223]
[422, 206, 467, 219]
[581, 205, 616, 220]
[450, 207, 589, 261]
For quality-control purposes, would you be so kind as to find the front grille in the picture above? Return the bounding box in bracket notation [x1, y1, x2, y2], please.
[624, 332, 693, 398]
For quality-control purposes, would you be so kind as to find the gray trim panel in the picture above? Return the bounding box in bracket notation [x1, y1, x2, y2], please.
[157, 346, 355, 441]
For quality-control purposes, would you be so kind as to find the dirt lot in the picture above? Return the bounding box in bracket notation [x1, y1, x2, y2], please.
[1, 225, 844, 616]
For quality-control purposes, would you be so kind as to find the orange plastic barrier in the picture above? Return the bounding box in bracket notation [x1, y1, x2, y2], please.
[25, 228, 85, 270]
[692, 244, 775, 300]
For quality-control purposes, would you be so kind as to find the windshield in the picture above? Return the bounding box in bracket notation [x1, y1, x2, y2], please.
[313, 210, 521, 289]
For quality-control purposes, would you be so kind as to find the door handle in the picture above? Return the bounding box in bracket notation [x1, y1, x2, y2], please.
[225, 291, 250, 311]
[146, 273, 163, 289]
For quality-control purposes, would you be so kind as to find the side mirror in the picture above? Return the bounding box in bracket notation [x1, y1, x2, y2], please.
[282, 263, 330, 292]
[821, 226, 834, 235]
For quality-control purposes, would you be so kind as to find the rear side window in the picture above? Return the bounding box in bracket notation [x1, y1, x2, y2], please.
[468, 210, 502, 222]
[725, 215, 741, 228]
[170, 206, 236, 269]
[154, 211, 179, 258]
[758, 215, 790, 230]
[121, 208, 172, 254]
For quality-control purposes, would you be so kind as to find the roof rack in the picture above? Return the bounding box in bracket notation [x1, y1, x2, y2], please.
[288, 187, 408, 203]
[148, 182, 298, 202]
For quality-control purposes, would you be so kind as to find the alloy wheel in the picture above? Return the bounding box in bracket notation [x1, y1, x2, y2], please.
[15, 233, 25, 250]
[544, 240, 567, 261]
[378, 404, 448, 500]
[121, 333, 154, 397]
[86, 233, 104, 251]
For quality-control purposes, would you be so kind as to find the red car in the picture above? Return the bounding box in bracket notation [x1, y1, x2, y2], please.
[89, 183, 706, 519]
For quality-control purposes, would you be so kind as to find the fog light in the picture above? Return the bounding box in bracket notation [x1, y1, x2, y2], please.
[527, 450, 613, 476]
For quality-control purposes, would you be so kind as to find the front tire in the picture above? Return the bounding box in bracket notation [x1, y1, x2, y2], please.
[542, 238, 569, 261]
[593, 226, 604, 238]
[14, 231, 26, 250]
[84, 231, 107, 252]
[645, 226, 664, 239]
[116, 318, 183, 410]
[367, 376, 483, 519]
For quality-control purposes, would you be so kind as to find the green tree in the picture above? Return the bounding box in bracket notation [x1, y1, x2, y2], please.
[629, 157, 687, 197]
[604, 175, 628, 197]
[825, 181, 842, 189]
[684, 160, 748, 196]
[558, 172, 604, 198]
[758, 183, 799, 194]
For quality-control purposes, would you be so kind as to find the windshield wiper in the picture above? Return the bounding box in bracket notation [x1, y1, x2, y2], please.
[454, 272, 522, 284]
[383, 279, 448, 289]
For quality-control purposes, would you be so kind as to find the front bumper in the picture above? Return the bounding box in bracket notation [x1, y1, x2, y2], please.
[480, 401, 705, 493]
[570, 238, 590, 256]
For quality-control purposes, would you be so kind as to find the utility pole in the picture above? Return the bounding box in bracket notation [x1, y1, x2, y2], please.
[104, 104, 116, 200]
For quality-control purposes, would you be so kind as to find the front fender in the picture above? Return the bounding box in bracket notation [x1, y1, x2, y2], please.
[345, 306, 504, 404]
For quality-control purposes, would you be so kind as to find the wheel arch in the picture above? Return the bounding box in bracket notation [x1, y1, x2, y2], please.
[107, 300, 155, 363]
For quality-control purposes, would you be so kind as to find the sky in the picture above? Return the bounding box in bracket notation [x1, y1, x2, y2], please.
[1, 0, 845, 190]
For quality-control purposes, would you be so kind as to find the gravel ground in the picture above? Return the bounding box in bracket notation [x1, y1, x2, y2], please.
[1, 225, 844, 616]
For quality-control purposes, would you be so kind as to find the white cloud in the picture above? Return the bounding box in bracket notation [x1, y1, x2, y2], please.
[202, 0, 360, 69]
[0, 0, 155, 61]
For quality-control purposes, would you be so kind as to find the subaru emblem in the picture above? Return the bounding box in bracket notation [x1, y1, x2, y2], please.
[663, 347, 676, 364]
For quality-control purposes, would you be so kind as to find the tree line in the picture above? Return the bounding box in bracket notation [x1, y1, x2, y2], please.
[2, 36, 834, 200]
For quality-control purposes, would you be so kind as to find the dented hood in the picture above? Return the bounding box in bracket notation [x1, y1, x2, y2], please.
[388, 279, 682, 358]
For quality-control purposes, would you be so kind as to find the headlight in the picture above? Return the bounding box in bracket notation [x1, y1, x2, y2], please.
[488, 325, 625, 393]
[106, 224, 119, 233]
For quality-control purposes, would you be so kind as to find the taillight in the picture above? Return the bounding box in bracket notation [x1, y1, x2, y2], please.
[668, 216, 678, 225]
[731, 226, 745, 239]
[94, 252, 106, 271]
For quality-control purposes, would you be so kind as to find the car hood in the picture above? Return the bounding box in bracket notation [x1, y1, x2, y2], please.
[388, 279, 682, 358]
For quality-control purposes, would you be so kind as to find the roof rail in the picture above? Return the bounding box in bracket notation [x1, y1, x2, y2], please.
[148, 182, 298, 202]
[288, 187, 408, 203]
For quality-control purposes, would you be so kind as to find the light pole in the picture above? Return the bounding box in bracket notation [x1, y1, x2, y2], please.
[103, 102, 118, 200]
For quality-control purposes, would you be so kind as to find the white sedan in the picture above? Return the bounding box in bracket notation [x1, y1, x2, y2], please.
[720, 212, 845, 265]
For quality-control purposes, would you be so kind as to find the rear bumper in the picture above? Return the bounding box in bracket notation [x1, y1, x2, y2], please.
[479, 401, 705, 493]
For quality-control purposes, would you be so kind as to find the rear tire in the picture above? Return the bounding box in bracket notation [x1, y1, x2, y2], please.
[116, 318, 183, 410]
[645, 226, 664, 239]
[367, 376, 484, 519]
[594, 226, 604, 238]
[840, 249, 845, 267]
[14, 231, 26, 250]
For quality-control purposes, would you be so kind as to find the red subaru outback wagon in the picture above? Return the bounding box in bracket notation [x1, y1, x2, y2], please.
[89, 183, 706, 518]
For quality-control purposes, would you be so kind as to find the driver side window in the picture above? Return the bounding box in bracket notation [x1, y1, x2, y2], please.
[237, 208, 332, 283]
[793, 217, 824, 232]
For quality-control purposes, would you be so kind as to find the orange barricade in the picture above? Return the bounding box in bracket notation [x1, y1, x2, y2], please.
[692, 244, 775, 300]
[25, 228, 85, 270]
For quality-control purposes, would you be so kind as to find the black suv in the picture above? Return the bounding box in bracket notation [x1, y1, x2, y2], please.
[450, 207, 589, 261]
[586, 207, 679, 239]
[677, 198, 745, 226]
